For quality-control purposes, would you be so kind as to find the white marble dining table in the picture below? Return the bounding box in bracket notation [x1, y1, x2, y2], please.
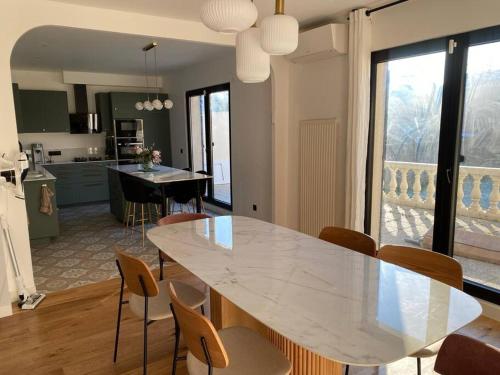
[147, 216, 482, 372]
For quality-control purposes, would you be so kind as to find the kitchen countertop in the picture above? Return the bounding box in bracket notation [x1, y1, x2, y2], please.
[24, 164, 56, 182]
[107, 163, 212, 184]
[42, 159, 117, 166]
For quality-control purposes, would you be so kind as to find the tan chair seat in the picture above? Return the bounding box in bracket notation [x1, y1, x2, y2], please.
[130, 279, 206, 321]
[410, 338, 444, 358]
[187, 326, 292, 375]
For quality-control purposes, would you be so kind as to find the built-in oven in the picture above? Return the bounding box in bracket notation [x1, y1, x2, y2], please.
[114, 119, 144, 138]
[116, 141, 144, 160]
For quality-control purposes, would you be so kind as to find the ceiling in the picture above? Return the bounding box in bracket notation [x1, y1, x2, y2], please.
[51, 0, 382, 27]
[11, 27, 234, 74]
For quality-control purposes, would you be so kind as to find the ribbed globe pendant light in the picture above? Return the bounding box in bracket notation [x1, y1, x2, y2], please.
[201, 0, 258, 33]
[236, 25, 270, 83]
[260, 0, 298, 55]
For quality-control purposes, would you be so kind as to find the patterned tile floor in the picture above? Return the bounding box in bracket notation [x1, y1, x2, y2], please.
[31, 203, 163, 294]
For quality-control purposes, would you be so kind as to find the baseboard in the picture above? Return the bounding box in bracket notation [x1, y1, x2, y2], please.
[478, 298, 500, 321]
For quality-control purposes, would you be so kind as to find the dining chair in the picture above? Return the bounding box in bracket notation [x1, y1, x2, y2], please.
[168, 282, 292, 375]
[319, 226, 377, 375]
[113, 249, 206, 375]
[378, 244, 463, 375]
[157, 213, 211, 281]
[434, 334, 500, 375]
[319, 226, 377, 257]
[120, 173, 162, 246]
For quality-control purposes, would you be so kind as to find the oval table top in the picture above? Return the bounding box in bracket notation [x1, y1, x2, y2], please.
[147, 216, 482, 366]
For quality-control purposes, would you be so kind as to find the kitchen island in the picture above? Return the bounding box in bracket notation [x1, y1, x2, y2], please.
[107, 164, 212, 219]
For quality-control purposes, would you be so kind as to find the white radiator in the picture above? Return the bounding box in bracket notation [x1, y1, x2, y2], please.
[299, 118, 337, 236]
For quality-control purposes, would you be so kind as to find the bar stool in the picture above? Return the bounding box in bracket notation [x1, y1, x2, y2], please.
[157, 213, 211, 281]
[120, 173, 162, 246]
[434, 334, 500, 375]
[378, 245, 463, 375]
[168, 282, 292, 375]
[113, 250, 206, 375]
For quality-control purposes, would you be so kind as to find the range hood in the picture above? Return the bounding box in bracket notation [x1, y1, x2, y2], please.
[69, 84, 101, 134]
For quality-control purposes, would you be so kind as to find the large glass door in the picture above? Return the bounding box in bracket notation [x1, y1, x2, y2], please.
[454, 40, 500, 291]
[187, 83, 232, 210]
[369, 26, 500, 304]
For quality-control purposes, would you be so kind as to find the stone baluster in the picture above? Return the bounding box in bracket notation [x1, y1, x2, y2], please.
[399, 166, 410, 203]
[412, 168, 422, 206]
[387, 167, 398, 202]
[456, 173, 467, 216]
[469, 173, 482, 215]
[426, 172, 436, 209]
[487, 176, 499, 219]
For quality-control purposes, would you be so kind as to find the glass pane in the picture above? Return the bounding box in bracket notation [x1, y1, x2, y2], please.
[455, 41, 500, 290]
[189, 95, 207, 173]
[209, 90, 231, 205]
[373, 52, 446, 248]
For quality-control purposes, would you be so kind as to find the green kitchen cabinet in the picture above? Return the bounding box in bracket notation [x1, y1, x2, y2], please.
[95, 92, 112, 133]
[12, 83, 24, 133]
[108, 168, 126, 222]
[24, 179, 59, 240]
[110, 92, 146, 119]
[18, 90, 70, 133]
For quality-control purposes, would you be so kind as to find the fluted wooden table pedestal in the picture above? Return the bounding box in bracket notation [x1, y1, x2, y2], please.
[210, 289, 342, 375]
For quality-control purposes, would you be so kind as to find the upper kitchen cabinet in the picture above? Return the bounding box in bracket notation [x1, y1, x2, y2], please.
[95, 92, 112, 133]
[110, 92, 145, 119]
[12, 83, 24, 133]
[18, 90, 70, 133]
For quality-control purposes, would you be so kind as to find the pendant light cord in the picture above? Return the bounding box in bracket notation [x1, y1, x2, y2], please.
[154, 46, 159, 100]
[144, 51, 150, 102]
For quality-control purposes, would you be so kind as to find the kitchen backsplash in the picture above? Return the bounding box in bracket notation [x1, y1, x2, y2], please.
[18, 132, 107, 162]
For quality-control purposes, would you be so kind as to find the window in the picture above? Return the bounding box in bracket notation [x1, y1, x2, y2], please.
[367, 26, 500, 304]
[186, 83, 232, 209]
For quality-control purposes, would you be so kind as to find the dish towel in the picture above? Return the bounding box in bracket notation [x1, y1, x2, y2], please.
[40, 184, 54, 216]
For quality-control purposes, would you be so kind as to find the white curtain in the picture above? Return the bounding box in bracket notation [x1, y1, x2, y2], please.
[345, 8, 372, 231]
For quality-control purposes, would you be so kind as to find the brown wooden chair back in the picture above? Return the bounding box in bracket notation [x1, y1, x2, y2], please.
[319, 226, 377, 257]
[115, 249, 159, 297]
[378, 245, 463, 290]
[158, 213, 211, 226]
[434, 334, 500, 375]
[169, 282, 228, 368]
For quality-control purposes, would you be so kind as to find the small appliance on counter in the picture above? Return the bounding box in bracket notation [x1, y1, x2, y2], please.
[31, 143, 45, 166]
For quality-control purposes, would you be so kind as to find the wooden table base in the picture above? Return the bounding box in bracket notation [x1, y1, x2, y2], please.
[210, 289, 342, 375]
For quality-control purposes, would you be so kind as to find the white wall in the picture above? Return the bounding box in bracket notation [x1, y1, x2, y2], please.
[0, 0, 233, 317]
[164, 53, 273, 222]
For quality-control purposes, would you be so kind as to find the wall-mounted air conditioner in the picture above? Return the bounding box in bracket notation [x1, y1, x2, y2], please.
[287, 24, 348, 63]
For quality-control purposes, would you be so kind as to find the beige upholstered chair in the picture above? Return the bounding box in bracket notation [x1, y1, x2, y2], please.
[378, 245, 463, 375]
[113, 249, 206, 375]
[319, 226, 377, 257]
[168, 282, 292, 375]
[434, 334, 500, 375]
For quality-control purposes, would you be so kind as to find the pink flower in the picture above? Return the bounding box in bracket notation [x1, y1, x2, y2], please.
[135, 147, 143, 155]
[152, 150, 160, 157]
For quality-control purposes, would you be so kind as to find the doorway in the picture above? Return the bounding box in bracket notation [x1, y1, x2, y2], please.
[186, 83, 232, 210]
[368, 25, 500, 303]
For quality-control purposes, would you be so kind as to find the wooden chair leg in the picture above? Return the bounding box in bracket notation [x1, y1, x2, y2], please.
[113, 275, 125, 362]
[141, 204, 145, 247]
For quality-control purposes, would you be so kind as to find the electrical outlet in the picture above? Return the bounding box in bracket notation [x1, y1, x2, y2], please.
[180, 148, 183, 154]
[253, 204, 257, 211]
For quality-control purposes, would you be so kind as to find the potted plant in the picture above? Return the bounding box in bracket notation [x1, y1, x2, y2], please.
[135, 145, 162, 171]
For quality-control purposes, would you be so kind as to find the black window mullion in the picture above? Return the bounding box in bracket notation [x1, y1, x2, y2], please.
[432, 34, 469, 256]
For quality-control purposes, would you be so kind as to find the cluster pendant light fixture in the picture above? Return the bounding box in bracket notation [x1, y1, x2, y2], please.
[201, 0, 298, 83]
[134, 42, 174, 111]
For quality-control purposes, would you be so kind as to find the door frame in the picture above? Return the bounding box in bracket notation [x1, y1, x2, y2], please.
[365, 25, 500, 304]
[186, 83, 233, 210]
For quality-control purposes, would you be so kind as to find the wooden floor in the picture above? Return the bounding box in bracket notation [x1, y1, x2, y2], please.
[0, 264, 498, 375]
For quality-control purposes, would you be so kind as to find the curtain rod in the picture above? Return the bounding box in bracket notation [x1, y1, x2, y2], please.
[365, 0, 408, 16]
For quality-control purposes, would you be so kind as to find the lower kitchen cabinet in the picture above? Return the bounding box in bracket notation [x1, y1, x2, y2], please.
[44, 162, 113, 206]
[108, 168, 126, 222]
[24, 179, 59, 240]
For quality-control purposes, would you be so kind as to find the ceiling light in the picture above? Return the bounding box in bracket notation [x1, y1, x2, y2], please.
[260, 0, 298, 55]
[236, 26, 270, 83]
[201, 0, 258, 33]
[164, 99, 174, 109]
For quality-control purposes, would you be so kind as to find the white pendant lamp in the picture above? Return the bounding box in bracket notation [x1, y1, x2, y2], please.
[201, 0, 258, 33]
[164, 99, 174, 109]
[260, 0, 298, 55]
[236, 26, 270, 83]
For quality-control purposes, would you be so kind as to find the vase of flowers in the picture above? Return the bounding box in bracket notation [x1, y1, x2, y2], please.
[135, 145, 162, 171]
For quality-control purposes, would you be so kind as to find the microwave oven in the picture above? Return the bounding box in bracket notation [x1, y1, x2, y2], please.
[114, 119, 144, 139]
